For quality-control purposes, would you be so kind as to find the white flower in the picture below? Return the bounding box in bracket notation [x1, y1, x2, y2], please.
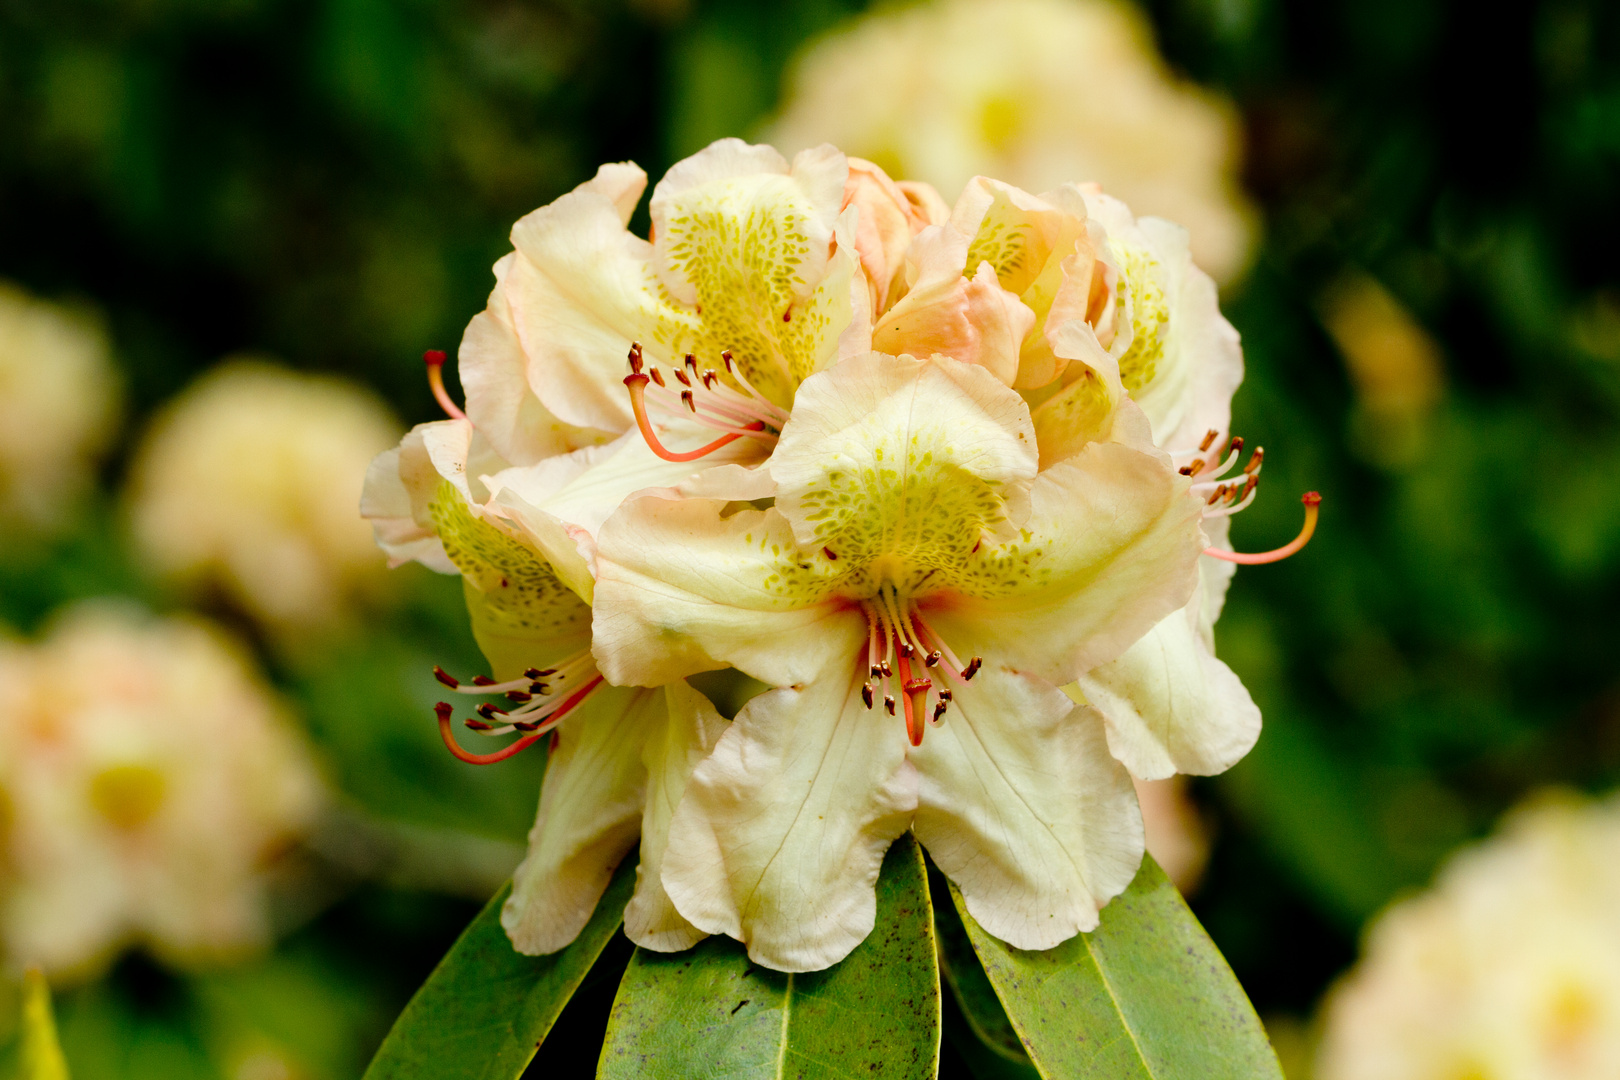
[767, 0, 1257, 282]
[1317, 791, 1620, 1080]
[0, 604, 323, 981]
[127, 359, 402, 630]
[0, 282, 120, 530]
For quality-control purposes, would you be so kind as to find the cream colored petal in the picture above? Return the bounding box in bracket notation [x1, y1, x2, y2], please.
[660, 659, 918, 972]
[502, 684, 660, 955]
[912, 662, 1142, 951]
[459, 254, 609, 467]
[937, 438, 1204, 686]
[772, 353, 1037, 564]
[623, 680, 729, 952]
[592, 498, 866, 688]
[1073, 592, 1261, 779]
[360, 444, 455, 573]
[844, 157, 935, 311]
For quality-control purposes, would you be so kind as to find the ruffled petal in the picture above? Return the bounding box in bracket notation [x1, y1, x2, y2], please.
[502, 685, 660, 955]
[592, 497, 865, 688]
[622, 680, 729, 952]
[936, 437, 1204, 686]
[1074, 590, 1261, 779]
[660, 658, 918, 972]
[911, 660, 1143, 950]
[771, 352, 1038, 560]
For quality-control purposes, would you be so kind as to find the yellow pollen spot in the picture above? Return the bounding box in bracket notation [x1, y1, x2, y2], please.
[89, 763, 168, 829]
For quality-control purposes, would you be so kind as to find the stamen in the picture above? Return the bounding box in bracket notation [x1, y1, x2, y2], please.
[862, 682, 875, 709]
[471, 675, 496, 687]
[1206, 492, 1321, 564]
[627, 342, 644, 375]
[1199, 428, 1219, 452]
[625, 372, 764, 462]
[1244, 447, 1265, 475]
[961, 657, 982, 681]
[884, 694, 896, 715]
[434, 673, 605, 765]
[433, 665, 459, 689]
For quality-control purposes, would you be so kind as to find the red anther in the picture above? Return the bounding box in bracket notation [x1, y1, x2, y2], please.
[506, 691, 533, 703]
[529, 667, 555, 677]
[961, 657, 982, 681]
[932, 699, 948, 723]
[684, 353, 698, 374]
[1206, 492, 1321, 565]
[899, 641, 914, 658]
[476, 703, 506, 720]
[938, 688, 953, 703]
[471, 675, 496, 686]
[862, 683, 875, 709]
[674, 367, 692, 387]
[1199, 428, 1219, 452]
[1186, 457, 1206, 477]
[823, 547, 838, 561]
[424, 350, 466, 420]
[879, 660, 893, 678]
[512, 720, 540, 732]
[1228, 435, 1245, 455]
[530, 682, 550, 695]
[681, 390, 696, 412]
[869, 664, 883, 679]
[721, 350, 735, 373]
[702, 370, 719, 389]
[1207, 484, 1228, 505]
[1179, 464, 1194, 476]
[884, 695, 896, 715]
[1244, 447, 1265, 475]
[627, 342, 644, 374]
[649, 367, 666, 387]
[626, 371, 764, 462]
[464, 717, 493, 731]
[433, 665, 459, 689]
[436, 675, 604, 765]
[925, 650, 941, 667]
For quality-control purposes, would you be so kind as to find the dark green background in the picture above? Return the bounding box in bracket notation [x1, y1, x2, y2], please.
[1, 0, 1617, 1075]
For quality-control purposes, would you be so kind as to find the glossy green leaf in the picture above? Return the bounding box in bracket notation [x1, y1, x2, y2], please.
[955, 855, 1283, 1080]
[931, 871, 1040, 1080]
[363, 858, 636, 1080]
[597, 832, 939, 1079]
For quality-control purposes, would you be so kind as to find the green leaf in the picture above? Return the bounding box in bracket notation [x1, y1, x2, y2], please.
[20, 971, 69, 1080]
[363, 858, 636, 1080]
[954, 856, 1283, 1080]
[931, 872, 1039, 1080]
[597, 832, 940, 1079]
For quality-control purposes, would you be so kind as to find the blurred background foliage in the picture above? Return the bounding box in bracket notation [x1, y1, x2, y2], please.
[1, 0, 1618, 1076]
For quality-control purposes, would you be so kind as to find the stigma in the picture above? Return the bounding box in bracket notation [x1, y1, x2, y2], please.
[859, 588, 980, 747]
[623, 343, 786, 463]
[432, 648, 602, 764]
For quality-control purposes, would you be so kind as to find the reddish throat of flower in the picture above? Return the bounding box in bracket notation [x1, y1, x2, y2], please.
[423, 349, 466, 420]
[622, 342, 786, 463]
[858, 586, 981, 748]
[1173, 428, 1321, 566]
[432, 649, 603, 764]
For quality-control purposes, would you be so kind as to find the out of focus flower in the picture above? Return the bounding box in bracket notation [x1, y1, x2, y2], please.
[1316, 791, 1620, 1080]
[767, 0, 1257, 283]
[1320, 272, 1445, 469]
[1136, 776, 1210, 894]
[0, 604, 324, 982]
[127, 360, 402, 631]
[0, 282, 120, 530]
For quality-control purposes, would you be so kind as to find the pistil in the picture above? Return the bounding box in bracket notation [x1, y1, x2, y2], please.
[423, 350, 466, 420]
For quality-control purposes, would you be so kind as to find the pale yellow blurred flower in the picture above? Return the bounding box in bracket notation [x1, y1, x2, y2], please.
[0, 282, 120, 530]
[1316, 791, 1620, 1080]
[767, 0, 1257, 283]
[0, 604, 324, 983]
[127, 360, 403, 630]
[1135, 775, 1210, 894]
[1319, 273, 1445, 469]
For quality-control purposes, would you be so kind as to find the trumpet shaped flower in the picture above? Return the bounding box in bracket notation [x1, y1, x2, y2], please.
[457, 138, 873, 468]
[592, 352, 1206, 970]
[361, 418, 733, 954]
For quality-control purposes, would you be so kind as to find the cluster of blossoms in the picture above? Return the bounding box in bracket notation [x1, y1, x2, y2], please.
[128, 360, 403, 634]
[1317, 792, 1620, 1080]
[0, 604, 324, 981]
[766, 0, 1256, 283]
[364, 139, 1313, 972]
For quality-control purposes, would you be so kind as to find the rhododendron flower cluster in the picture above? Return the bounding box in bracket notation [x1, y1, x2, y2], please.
[364, 138, 1312, 973]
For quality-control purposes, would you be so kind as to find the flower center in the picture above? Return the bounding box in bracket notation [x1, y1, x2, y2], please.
[858, 585, 981, 748]
[432, 649, 604, 764]
[624, 343, 786, 462]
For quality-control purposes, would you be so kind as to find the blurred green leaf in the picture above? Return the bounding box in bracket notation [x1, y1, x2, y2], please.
[955, 856, 1283, 1080]
[362, 861, 635, 1080]
[596, 832, 939, 1079]
[932, 873, 1040, 1080]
